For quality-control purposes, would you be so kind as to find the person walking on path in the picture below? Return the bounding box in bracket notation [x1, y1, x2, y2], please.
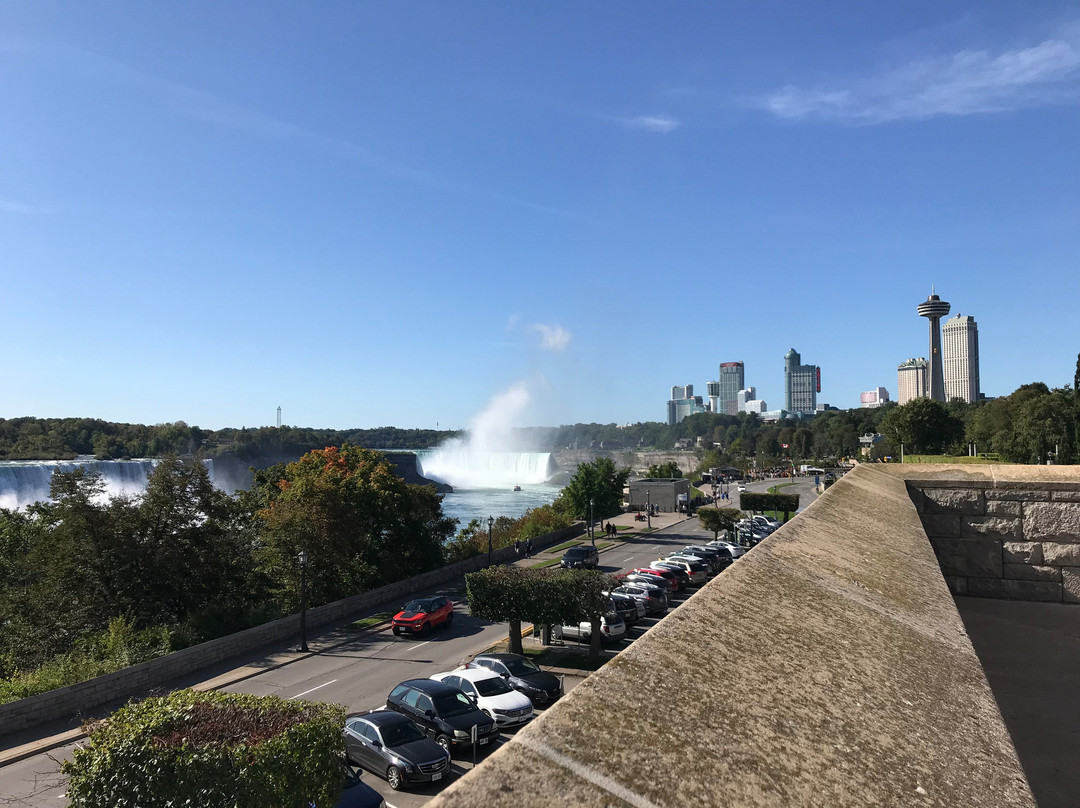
[525, 539, 533, 558]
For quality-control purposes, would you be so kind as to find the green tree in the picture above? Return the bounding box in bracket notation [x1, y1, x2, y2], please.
[645, 461, 682, 478]
[466, 566, 610, 657]
[697, 507, 742, 540]
[554, 458, 629, 523]
[253, 445, 455, 611]
[879, 398, 964, 455]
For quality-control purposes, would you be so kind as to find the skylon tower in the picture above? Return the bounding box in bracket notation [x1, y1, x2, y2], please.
[917, 288, 951, 402]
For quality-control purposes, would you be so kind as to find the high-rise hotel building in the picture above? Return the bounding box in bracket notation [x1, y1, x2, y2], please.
[942, 314, 980, 403]
[784, 349, 819, 415]
[716, 362, 744, 415]
[897, 358, 929, 404]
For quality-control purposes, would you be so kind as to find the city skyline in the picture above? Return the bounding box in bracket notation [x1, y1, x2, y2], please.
[2, 3, 1078, 430]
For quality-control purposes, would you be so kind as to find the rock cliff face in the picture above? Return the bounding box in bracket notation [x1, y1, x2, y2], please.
[552, 449, 697, 475]
[211, 451, 452, 494]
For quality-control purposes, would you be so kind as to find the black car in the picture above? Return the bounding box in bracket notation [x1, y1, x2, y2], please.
[607, 594, 640, 626]
[334, 766, 385, 807]
[560, 545, 599, 569]
[343, 710, 451, 791]
[468, 653, 563, 705]
[679, 545, 732, 574]
[386, 679, 497, 754]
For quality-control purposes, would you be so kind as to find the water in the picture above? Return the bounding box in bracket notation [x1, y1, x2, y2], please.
[415, 448, 555, 489]
[0, 457, 169, 510]
[439, 482, 563, 529]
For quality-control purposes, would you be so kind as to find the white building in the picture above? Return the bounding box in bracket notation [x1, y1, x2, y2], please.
[897, 358, 928, 405]
[942, 314, 980, 403]
[860, 387, 890, 408]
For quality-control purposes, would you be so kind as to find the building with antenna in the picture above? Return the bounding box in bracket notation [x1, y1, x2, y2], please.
[917, 289, 950, 402]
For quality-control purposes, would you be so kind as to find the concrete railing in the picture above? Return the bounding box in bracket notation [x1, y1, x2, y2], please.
[429, 465, 1036, 808]
[0, 524, 584, 739]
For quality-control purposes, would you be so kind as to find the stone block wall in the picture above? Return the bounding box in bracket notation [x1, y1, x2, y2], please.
[909, 481, 1080, 603]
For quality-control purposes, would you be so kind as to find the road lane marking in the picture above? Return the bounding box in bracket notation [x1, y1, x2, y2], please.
[290, 679, 337, 699]
[406, 641, 429, 652]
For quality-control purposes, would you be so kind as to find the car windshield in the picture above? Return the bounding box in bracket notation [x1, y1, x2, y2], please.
[433, 691, 475, 717]
[380, 719, 425, 747]
[402, 600, 429, 613]
[474, 677, 513, 697]
[565, 548, 587, 557]
[503, 657, 541, 676]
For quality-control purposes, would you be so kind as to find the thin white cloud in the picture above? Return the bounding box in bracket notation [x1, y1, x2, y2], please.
[0, 198, 47, 215]
[530, 323, 571, 352]
[13, 38, 589, 222]
[761, 29, 1080, 123]
[622, 114, 681, 133]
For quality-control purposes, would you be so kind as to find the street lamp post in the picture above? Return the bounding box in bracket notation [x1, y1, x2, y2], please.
[487, 515, 494, 566]
[589, 498, 595, 547]
[646, 489, 651, 531]
[298, 550, 309, 653]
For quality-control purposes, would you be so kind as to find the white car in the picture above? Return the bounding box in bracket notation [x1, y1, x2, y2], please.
[737, 483, 747, 493]
[752, 515, 782, 530]
[653, 559, 708, 586]
[430, 668, 534, 729]
[706, 540, 747, 559]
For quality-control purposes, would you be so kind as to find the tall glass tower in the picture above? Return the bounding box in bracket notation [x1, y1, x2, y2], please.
[716, 362, 744, 415]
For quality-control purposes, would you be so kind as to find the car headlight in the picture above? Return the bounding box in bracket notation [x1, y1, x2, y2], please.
[453, 729, 470, 739]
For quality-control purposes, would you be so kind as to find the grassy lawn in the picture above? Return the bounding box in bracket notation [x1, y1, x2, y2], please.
[548, 539, 583, 553]
[529, 557, 564, 569]
[346, 611, 393, 632]
[903, 454, 1007, 464]
[596, 541, 614, 550]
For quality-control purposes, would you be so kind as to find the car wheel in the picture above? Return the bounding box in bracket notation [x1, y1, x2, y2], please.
[420, 621, 430, 637]
[386, 765, 406, 791]
[392, 627, 401, 636]
[445, 611, 454, 629]
[435, 734, 452, 753]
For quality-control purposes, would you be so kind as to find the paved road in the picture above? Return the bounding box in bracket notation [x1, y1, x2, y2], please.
[0, 493, 817, 808]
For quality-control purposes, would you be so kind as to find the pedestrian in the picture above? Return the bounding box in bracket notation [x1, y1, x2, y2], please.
[515, 539, 521, 557]
[525, 539, 533, 558]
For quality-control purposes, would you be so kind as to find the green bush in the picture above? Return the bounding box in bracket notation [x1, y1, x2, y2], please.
[62, 689, 345, 808]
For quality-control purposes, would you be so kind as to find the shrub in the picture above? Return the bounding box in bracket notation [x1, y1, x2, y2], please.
[62, 689, 345, 808]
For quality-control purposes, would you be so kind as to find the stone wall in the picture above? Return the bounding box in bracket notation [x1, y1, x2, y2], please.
[908, 473, 1080, 603]
[0, 523, 583, 739]
[427, 465, 1036, 808]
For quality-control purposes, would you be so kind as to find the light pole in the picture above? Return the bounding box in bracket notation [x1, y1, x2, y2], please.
[298, 550, 309, 653]
[589, 498, 595, 547]
[646, 488, 651, 531]
[487, 515, 494, 566]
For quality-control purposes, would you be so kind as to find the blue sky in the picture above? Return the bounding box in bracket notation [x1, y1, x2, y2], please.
[2, 2, 1078, 431]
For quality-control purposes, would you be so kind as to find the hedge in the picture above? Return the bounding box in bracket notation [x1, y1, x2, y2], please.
[739, 492, 800, 519]
[62, 689, 345, 808]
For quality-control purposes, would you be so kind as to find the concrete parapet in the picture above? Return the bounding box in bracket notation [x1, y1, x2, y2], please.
[427, 466, 1035, 808]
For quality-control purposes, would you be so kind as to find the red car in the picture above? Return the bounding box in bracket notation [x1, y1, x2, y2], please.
[392, 595, 454, 636]
[627, 568, 679, 592]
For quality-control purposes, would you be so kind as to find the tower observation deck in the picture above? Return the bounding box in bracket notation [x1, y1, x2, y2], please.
[917, 290, 951, 402]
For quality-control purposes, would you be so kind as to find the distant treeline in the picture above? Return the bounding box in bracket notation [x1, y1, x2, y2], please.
[0, 418, 461, 461]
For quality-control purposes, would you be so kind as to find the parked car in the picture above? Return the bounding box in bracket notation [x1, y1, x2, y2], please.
[612, 582, 668, 615]
[609, 592, 647, 622]
[677, 545, 732, 574]
[655, 559, 708, 586]
[336, 765, 387, 807]
[560, 545, 599, 569]
[626, 568, 680, 592]
[467, 653, 563, 705]
[753, 515, 782, 530]
[705, 539, 746, 558]
[343, 710, 451, 791]
[609, 591, 639, 626]
[385, 679, 497, 754]
[392, 596, 454, 637]
[430, 668, 534, 729]
[738, 483, 747, 493]
[556, 612, 626, 644]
